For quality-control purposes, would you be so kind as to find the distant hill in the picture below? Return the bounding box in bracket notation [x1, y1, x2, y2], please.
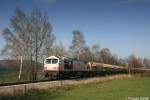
[0, 60, 42, 69]
[0, 60, 20, 68]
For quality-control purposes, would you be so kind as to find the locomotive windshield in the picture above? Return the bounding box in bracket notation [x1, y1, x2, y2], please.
[46, 59, 58, 64]
[52, 59, 58, 64]
[46, 59, 52, 64]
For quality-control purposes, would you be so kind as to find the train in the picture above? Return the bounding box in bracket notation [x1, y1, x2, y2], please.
[44, 56, 90, 79]
[43, 56, 128, 79]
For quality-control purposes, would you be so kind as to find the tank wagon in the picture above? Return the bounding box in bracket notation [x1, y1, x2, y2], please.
[44, 56, 92, 79]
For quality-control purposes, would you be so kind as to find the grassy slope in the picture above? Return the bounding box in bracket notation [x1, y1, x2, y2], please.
[1, 76, 150, 100]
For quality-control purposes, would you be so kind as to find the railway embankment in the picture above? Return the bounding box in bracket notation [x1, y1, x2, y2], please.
[0, 74, 131, 96]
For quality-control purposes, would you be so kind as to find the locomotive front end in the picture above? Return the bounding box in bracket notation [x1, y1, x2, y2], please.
[44, 56, 60, 76]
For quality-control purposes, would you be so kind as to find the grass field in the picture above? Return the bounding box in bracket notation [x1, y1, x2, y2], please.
[0, 67, 46, 83]
[0, 67, 18, 83]
[1, 76, 150, 100]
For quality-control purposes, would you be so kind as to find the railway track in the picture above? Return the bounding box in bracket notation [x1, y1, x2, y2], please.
[0, 79, 50, 86]
[0, 75, 91, 87]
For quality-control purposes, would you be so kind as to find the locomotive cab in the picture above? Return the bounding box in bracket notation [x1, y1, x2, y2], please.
[44, 56, 60, 72]
[44, 56, 88, 79]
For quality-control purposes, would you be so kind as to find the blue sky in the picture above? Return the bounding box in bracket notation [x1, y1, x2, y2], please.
[0, 0, 150, 59]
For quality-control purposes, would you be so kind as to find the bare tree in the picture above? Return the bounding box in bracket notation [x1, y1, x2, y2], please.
[30, 9, 55, 80]
[81, 46, 93, 62]
[70, 30, 86, 60]
[91, 43, 100, 62]
[110, 54, 119, 65]
[1, 8, 55, 80]
[128, 54, 143, 68]
[99, 48, 112, 64]
[118, 58, 128, 67]
[127, 54, 143, 74]
[143, 58, 150, 68]
[49, 42, 69, 57]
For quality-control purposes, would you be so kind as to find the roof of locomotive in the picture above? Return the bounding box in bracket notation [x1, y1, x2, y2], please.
[45, 56, 85, 62]
[46, 56, 59, 59]
[46, 56, 70, 60]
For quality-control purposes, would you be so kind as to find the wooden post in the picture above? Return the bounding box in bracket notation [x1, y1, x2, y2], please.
[18, 56, 23, 80]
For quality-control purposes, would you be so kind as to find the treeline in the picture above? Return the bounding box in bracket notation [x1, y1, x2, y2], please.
[1, 8, 150, 81]
[52, 30, 150, 69]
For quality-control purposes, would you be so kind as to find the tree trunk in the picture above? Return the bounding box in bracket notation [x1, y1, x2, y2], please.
[33, 32, 38, 80]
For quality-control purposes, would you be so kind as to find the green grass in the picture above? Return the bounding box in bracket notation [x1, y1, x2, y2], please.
[0, 67, 18, 83]
[1, 76, 150, 100]
[0, 67, 15, 73]
[0, 66, 46, 83]
[0, 73, 47, 83]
